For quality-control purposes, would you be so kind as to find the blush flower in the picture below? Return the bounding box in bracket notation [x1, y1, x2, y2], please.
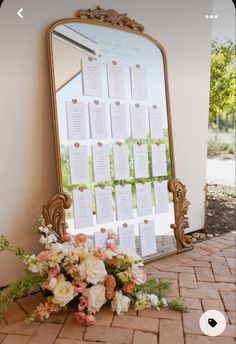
[131, 266, 147, 285]
[105, 275, 116, 299]
[85, 314, 96, 325]
[75, 233, 87, 244]
[123, 283, 135, 294]
[78, 296, 88, 311]
[36, 250, 49, 261]
[74, 311, 86, 324]
[48, 264, 60, 277]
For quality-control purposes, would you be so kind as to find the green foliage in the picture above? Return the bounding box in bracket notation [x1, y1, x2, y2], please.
[0, 273, 43, 320]
[209, 40, 236, 124]
[207, 129, 235, 157]
[136, 278, 172, 298]
[168, 298, 187, 312]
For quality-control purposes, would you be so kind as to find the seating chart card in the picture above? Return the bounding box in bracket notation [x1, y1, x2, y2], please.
[115, 184, 133, 221]
[66, 101, 87, 141]
[82, 57, 102, 97]
[113, 143, 130, 180]
[154, 180, 169, 214]
[110, 102, 128, 139]
[89, 101, 108, 139]
[133, 143, 149, 178]
[130, 104, 147, 139]
[73, 189, 93, 229]
[95, 186, 114, 224]
[68, 145, 90, 185]
[151, 144, 168, 177]
[149, 105, 163, 139]
[139, 220, 157, 257]
[94, 230, 108, 249]
[92, 143, 110, 182]
[107, 61, 125, 99]
[118, 224, 136, 253]
[130, 64, 148, 100]
[136, 182, 153, 217]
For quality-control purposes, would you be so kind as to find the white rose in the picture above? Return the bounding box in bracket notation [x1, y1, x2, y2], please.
[131, 266, 147, 285]
[53, 281, 75, 306]
[150, 294, 159, 307]
[82, 255, 107, 284]
[84, 285, 107, 313]
[111, 291, 130, 315]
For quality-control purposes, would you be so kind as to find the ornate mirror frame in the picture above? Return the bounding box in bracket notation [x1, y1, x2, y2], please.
[43, 6, 193, 257]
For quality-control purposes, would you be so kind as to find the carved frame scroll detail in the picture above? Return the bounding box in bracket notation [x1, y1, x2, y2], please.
[168, 178, 193, 252]
[75, 6, 144, 32]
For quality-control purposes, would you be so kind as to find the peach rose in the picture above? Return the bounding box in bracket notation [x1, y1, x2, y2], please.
[75, 233, 87, 244]
[123, 283, 135, 294]
[36, 250, 49, 261]
[105, 275, 116, 299]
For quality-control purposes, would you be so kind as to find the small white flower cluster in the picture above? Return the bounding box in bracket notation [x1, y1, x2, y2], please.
[134, 291, 168, 311]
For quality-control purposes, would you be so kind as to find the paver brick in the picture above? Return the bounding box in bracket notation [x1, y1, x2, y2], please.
[138, 307, 181, 320]
[198, 282, 235, 292]
[112, 315, 159, 333]
[58, 313, 85, 340]
[1, 334, 30, 344]
[0, 334, 6, 344]
[195, 267, 215, 282]
[186, 261, 211, 268]
[84, 326, 133, 343]
[94, 305, 114, 326]
[180, 288, 220, 299]
[0, 321, 40, 336]
[221, 292, 236, 311]
[227, 312, 236, 324]
[185, 334, 235, 344]
[168, 265, 194, 273]
[27, 323, 62, 344]
[133, 330, 157, 344]
[4, 303, 26, 324]
[179, 273, 197, 289]
[212, 261, 231, 276]
[150, 271, 177, 280]
[182, 310, 202, 334]
[159, 319, 184, 344]
[182, 298, 202, 310]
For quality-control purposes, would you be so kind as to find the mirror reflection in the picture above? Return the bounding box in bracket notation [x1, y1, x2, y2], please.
[51, 22, 176, 259]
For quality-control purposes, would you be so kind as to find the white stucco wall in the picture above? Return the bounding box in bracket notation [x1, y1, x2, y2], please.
[0, 0, 212, 286]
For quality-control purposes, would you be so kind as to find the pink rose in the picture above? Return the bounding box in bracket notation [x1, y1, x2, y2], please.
[36, 250, 49, 261]
[74, 311, 86, 324]
[71, 280, 86, 293]
[78, 296, 88, 311]
[85, 314, 96, 326]
[105, 275, 116, 299]
[131, 266, 147, 285]
[123, 283, 135, 294]
[48, 264, 60, 277]
[75, 233, 87, 244]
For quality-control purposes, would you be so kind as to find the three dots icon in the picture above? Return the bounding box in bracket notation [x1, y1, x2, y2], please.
[205, 14, 218, 19]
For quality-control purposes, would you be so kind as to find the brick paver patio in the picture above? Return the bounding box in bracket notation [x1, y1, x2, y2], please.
[0, 232, 235, 344]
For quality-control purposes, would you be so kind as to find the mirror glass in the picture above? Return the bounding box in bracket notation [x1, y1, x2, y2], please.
[50, 22, 176, 259]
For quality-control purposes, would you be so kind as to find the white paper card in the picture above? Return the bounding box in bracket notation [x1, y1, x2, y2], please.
[133, 144, 149, 178]
[149, 106, 163, 139]
[73, 189, 93, 229]
[66, 101, 87, 141]
[107, 61, 125, 99]
[95, 186, 114, 224]
[130, 104, 147, 139]
[118, 224, 136, 253]
[151, 144, 168, 177]
[139, 220, 157, 257]
[130, 64, 148, 100]
[82, 57, 102, 97]
[113, 144, 130, 180]
[136, 182, 153, 217]
[115, 184, 133, 221]
[68, 145, 90, 185]
[110, 103, 128, 139]
[89, 101, 108, 139]
[94, 230, 108, 249]
[92, 144, 110, 182]
[154, 180, 169, 213]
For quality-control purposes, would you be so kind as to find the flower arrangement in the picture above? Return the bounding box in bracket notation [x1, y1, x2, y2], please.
[0, 221, 186, 325]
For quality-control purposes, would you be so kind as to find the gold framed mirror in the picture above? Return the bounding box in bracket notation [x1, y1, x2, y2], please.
[43, 6, 193, 261]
